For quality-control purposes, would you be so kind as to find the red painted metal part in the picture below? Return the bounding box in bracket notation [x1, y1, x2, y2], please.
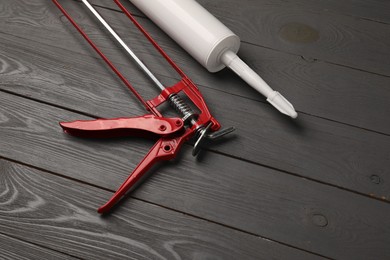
[60, 115, 184, 138]
[52, 0, 158, 115]
[53, 0, 221, 213]
[114, 0, 186, 78]
[97, 130, 193, 214]
[114, 0, 220, 131]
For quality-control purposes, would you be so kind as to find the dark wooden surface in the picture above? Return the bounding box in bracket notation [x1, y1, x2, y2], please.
[1, 0, 389, 259]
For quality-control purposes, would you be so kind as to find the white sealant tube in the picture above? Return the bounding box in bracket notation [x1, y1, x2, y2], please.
[129, 0, 297, 118]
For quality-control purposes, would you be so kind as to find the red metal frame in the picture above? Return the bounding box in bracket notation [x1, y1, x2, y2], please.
[53, 0, 221, 213]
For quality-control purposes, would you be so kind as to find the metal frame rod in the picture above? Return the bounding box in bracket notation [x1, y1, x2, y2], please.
[81, 0, 166, 91]
[114, 0, 186, 78]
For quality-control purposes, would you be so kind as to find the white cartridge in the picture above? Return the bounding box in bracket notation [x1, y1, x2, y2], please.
[129, 0, 297, 118]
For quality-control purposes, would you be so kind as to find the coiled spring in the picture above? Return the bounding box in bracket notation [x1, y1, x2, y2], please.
[169, 94, 197, 122]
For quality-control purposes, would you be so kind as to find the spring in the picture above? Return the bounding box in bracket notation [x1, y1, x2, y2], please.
[169, 94, 197, 122]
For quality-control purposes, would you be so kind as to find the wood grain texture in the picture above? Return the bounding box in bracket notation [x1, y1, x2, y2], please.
[89, 0, 390, 76]
[200, 0, 390, 76]
[0, 159, 320, 260]
[89, 0, 390, 24]
[1, 1, 390, 259]
[1, 0, 390, 134]
[1, 31, 389, 202]
[0, 233, 75, 260]
[283, 0, 390, 23]
[0, 90, 389, 259]
[271, 0, 390, 24]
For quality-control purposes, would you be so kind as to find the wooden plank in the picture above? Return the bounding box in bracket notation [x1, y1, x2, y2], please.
[287, 0, 390, 23]
[278, 0, 390, 23]
[201, 0, 390, 77]
[2, 1, 390, 259]
[0, 88, 390, 259]
[89, 0, 390, 24]
[1, 32, 390, 201]
[88, 0, 390, 76]
[0, 159, 320, 260]
[0, 233, 75, 260]
[1, 0, 390, 134]
[194, 0, 390, 76]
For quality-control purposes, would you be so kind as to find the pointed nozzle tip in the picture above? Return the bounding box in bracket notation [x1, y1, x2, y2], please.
[290, 110, 298, 119]
[267, 91, 298, 119]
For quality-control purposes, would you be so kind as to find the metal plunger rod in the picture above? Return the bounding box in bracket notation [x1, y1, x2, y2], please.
[81, 0, 165, 91]
[81, 0, 196, 121]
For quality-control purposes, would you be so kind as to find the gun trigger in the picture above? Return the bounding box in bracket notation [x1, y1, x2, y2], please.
[60, 115, 184, 139]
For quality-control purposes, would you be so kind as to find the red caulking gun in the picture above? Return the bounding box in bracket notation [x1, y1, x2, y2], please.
[53, 0, 234, 213]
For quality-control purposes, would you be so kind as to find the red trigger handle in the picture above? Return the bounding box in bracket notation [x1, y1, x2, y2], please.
[98, 130, 193, 214]
[60, 115, 184, 138]
[59, 115, 191, 213]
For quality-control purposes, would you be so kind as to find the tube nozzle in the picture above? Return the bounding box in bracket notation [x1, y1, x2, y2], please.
[221, 50, 298, 118]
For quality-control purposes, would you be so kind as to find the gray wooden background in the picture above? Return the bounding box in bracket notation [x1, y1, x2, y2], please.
[1, 0, 390, 259]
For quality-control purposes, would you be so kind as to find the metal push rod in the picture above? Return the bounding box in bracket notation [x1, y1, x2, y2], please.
[81, 0, 199, 123]
[81, 0, 165, 91]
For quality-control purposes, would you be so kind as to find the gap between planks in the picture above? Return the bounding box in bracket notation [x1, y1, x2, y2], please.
[0, 232, 82, 260]
[1, 30, 389, 138]
[2, 1, 390, 134]
[0, 156, 329, 259]
[1, 87, 389, 206]
[90, 0, 390, 79]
